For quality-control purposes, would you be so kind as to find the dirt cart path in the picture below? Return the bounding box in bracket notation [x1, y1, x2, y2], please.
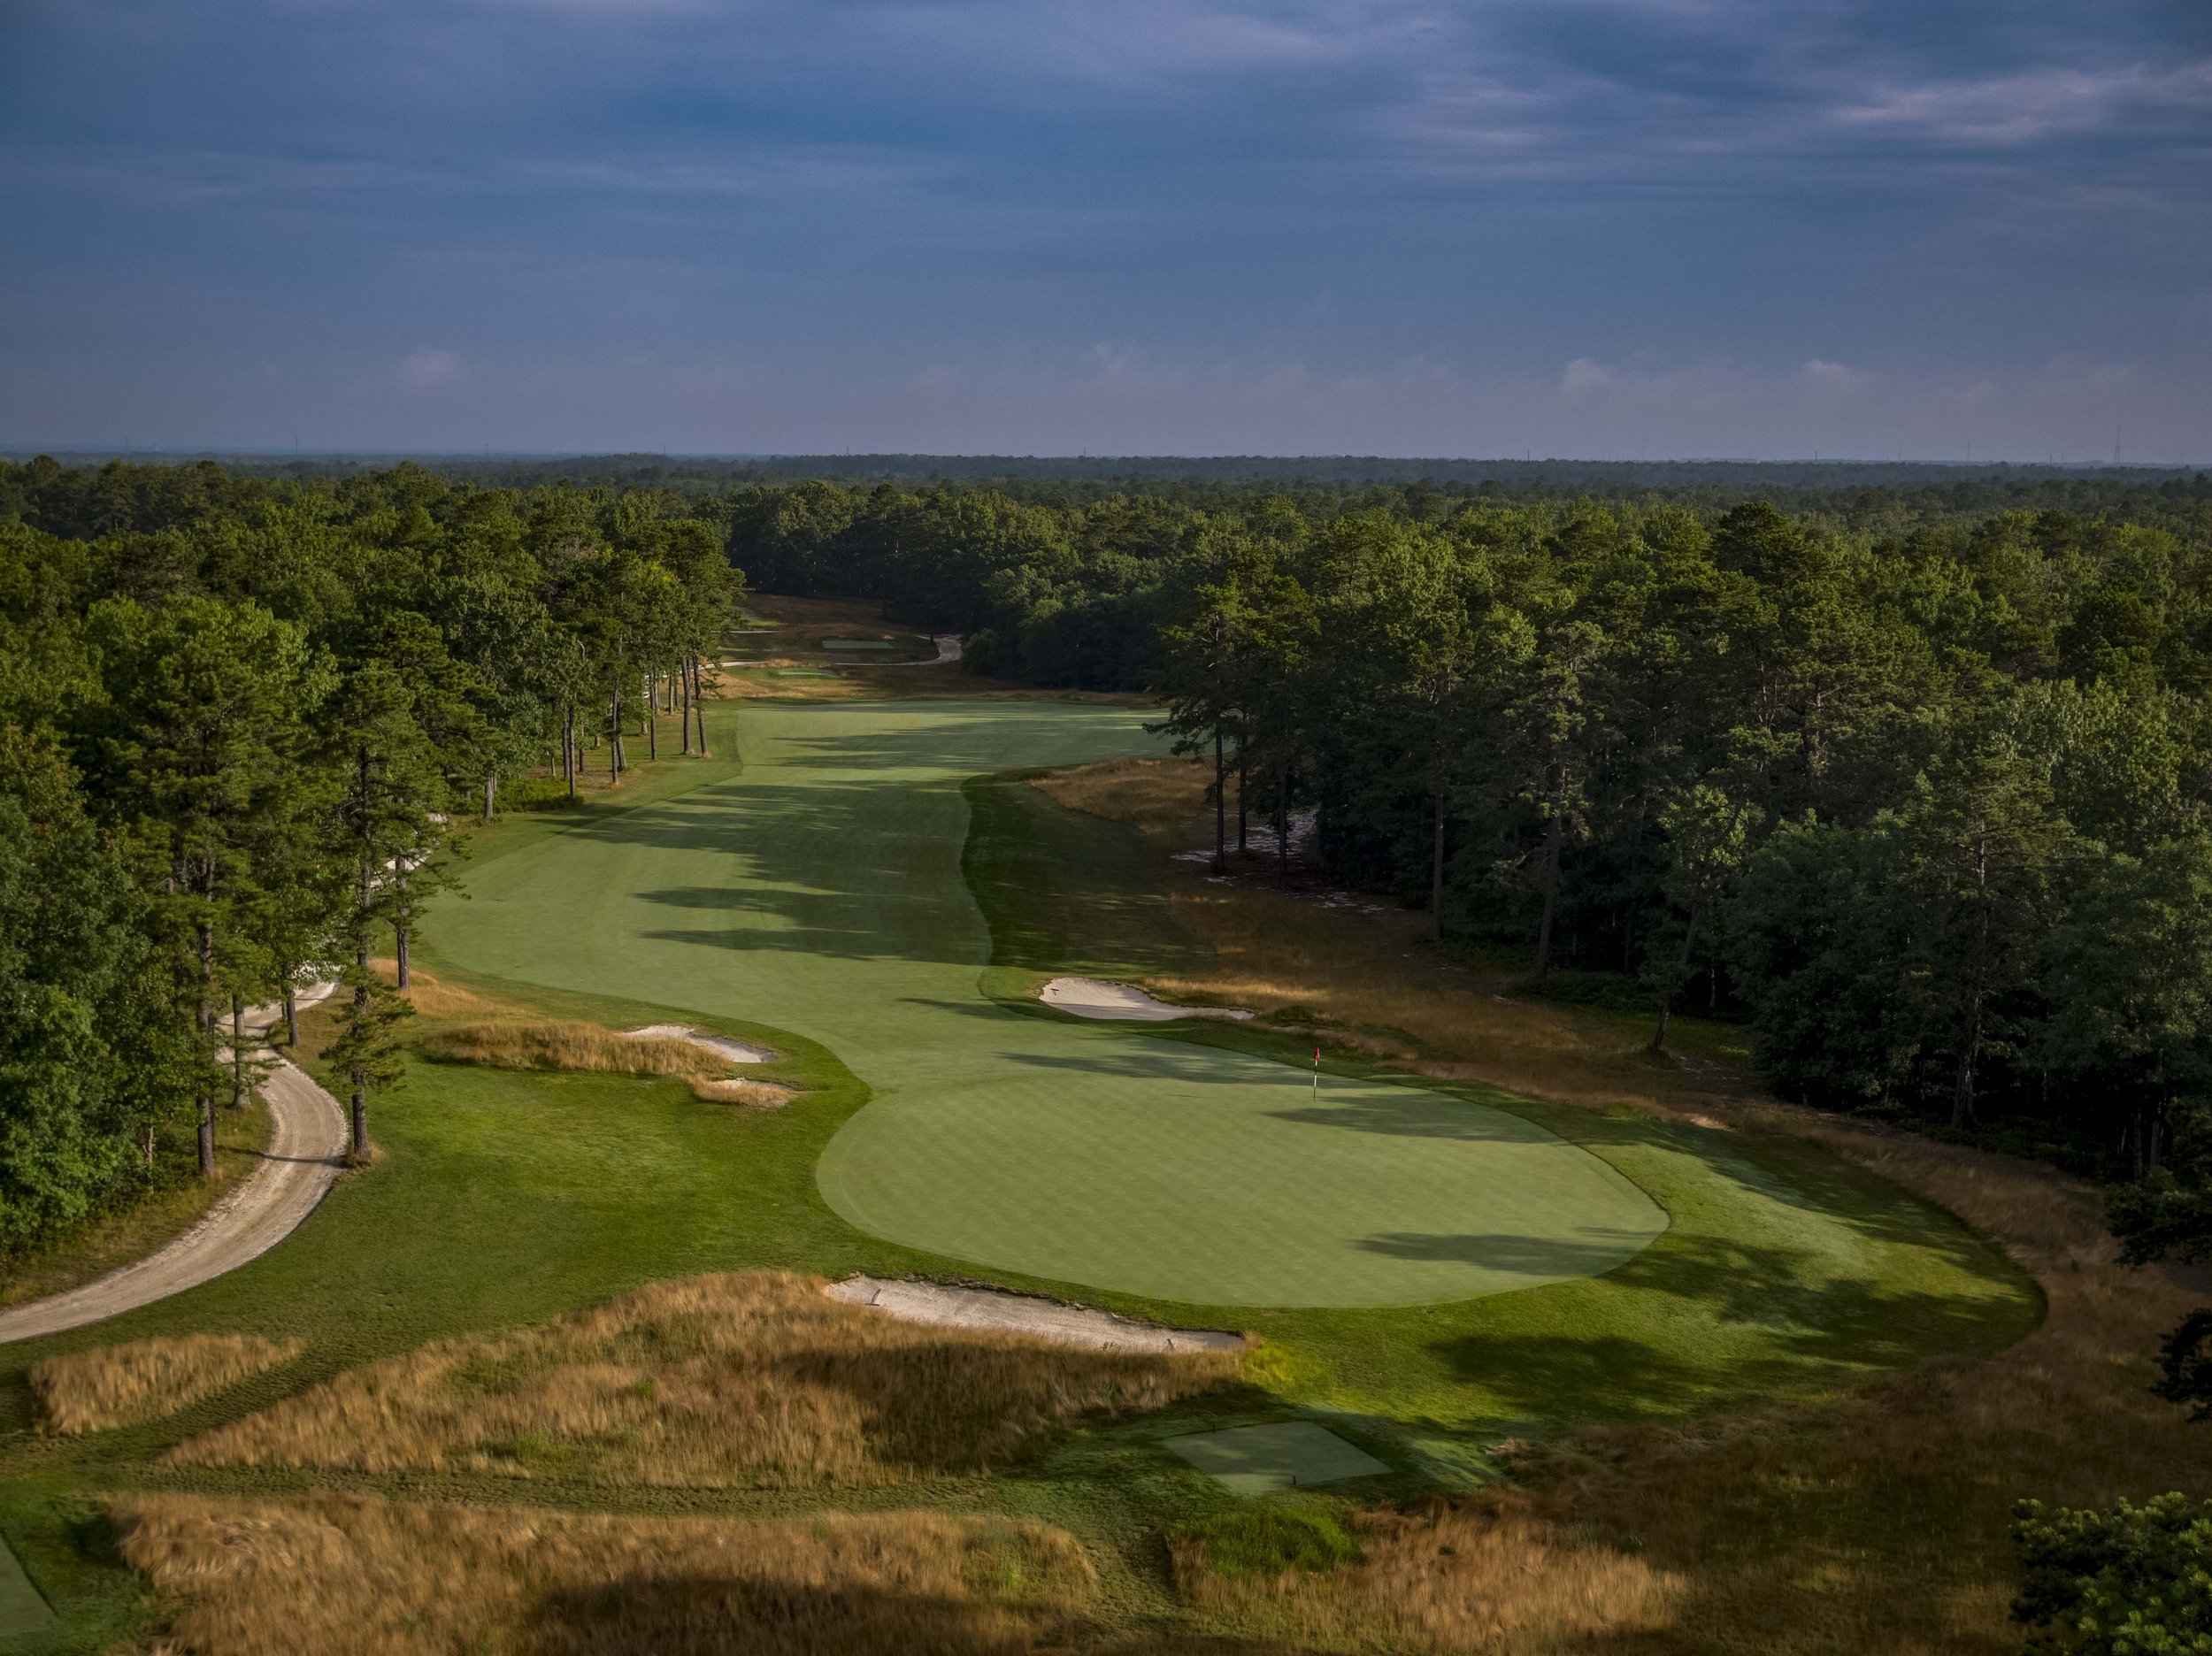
[0, 986, 347, 1346]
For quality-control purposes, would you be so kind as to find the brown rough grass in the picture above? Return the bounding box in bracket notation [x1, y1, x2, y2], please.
[1175, 1506, 1684, 1654]
[113, 1494, 1097, 1656]
[31, 1335, 303, 1434]
[419, 1019, 794, 1107]
[168, 1270, 1238, 1488]
[1041, 754, 2212, 1654]
[368, 959, 515, 1021]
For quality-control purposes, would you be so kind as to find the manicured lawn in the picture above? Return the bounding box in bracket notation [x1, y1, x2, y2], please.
[0, 694, 2041, 1652]
[425, 701, 1665, 1308]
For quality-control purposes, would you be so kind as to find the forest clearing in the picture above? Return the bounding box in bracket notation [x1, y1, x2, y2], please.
[1, 461, 2208, 1654]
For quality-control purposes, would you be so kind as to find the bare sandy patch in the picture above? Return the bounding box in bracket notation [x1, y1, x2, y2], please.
[626, 1024, 775, 1064]
[1038, 978, 1254, 1023]
[826, 1276, 1248, 1353]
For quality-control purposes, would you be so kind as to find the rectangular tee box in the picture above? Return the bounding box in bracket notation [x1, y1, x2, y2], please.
[1164, 1422, 1389, 1495]
[0, 1536, 55, 1637]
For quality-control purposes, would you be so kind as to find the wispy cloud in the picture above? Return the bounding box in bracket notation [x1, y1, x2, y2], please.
[1, 0, 2206, 453]
[1832, 60, 2212, 147]
[394, 349, 462, 392]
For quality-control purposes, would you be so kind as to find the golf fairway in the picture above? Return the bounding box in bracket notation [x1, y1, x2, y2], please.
[424, 699, 1667, 1307]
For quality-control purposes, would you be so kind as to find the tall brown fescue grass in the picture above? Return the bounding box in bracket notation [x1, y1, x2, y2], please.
[367, 959, 513, 1021]
[113, 1494, 1096, 1656]
[419, 1019, 792, 1107]
[31, 1335, 303, 1434]
[1174, 1506, 1683, 1654]
[170, 1271, 1238, 1488]
[1042, 755, 2212, 1653]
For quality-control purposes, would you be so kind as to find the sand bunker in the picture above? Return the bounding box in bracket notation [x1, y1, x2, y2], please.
[825, 1276, 1247, 1353]
[1037, 978, 1254, 1023]
[626, 1024, 776, 1064]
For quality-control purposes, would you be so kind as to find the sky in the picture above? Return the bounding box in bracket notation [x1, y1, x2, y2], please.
[2, 0, 2208, 460]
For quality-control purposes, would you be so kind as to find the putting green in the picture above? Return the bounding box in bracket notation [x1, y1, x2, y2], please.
[425, 700, 1665, 1307]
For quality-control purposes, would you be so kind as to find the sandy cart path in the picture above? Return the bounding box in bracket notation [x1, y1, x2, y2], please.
[0, 986, 347, 1346]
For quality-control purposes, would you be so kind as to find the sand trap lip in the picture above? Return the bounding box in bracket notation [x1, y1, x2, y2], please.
[825, 1276, 1248, 1353]
[625, 1024, 776, 1064]
[1038, 978, 1255, 1023]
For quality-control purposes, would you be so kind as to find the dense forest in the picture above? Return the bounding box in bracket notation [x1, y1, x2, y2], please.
[12, 451, 2212, 1286]
[725, 470, 2212, 1182]
[0, 456, 733, 1256]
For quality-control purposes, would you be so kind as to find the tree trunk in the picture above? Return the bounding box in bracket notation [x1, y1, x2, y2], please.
[647, 677, 658, 761]
[610, 688, 622, 781]
[1212, 725, 1226, 871]
[1622, 803, 1647, 972]
[351, 866, 373, 1161]
[1429, 794, 1447, 942]
[1534, 810, 1565, 975]
[692, 656, 710, 755]
[564, 704, 577, 800]
[1952, 836, 1993, 1131]
[1276, 764, 1290, 887]
[229, 996, 247, 1108]
[1648, 908, 1701, 1054]
[394, 870, 411, 989]
[1949, 997, 1982, 1130]
[482, 771, 495, 824]
[197, 914, 217, 1177]
[284, 982, 299, 1048]
[1236, 748, 1248, 855]
[680, 659, 692, 755]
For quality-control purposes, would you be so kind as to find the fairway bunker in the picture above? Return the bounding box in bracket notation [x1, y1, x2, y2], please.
[626, 1024, 775, 1064]
[1164, 1422, 1389, 1494]
[826, 1275, 1248, 1353]
[1040, 977, 1255, 1022]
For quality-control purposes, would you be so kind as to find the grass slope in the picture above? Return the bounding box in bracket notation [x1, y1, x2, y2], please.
[0, 694, 2039, 1653]
[421, 699, 1667, 1309]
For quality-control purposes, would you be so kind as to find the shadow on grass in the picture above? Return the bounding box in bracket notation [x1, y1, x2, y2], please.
[1434, 1330, 1728, 1417]
[1430, 1228, 2037, 1419]
[1358, 1230, 1661, 1276]
[526, 1575, 1066, 1656]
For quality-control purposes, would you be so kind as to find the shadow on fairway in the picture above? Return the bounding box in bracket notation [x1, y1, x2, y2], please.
[1432, 1330, 1732, 1417]
[527, 1575, 1060, 1656]
[1359, 1230, 1666, 1275]
[772, 709, 1145, 775]
[1270, 1092, 1568, 1141]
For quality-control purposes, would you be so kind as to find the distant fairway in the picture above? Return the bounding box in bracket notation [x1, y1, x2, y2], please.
[425, 700, 1665, 1307]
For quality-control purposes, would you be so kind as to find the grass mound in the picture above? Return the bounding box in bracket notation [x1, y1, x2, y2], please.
[1178, 1505, 1363, 1576]
[31, 1335, 303, 1434]
[112, 1494, 1096, 1656]
[1172, 1503, 1680, 1652]
[420, 1020, 791, 1108]
[168, 1271, 1238, 1487]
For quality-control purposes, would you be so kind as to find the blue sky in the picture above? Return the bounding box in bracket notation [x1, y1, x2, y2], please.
[3, 0, 2208, 458]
